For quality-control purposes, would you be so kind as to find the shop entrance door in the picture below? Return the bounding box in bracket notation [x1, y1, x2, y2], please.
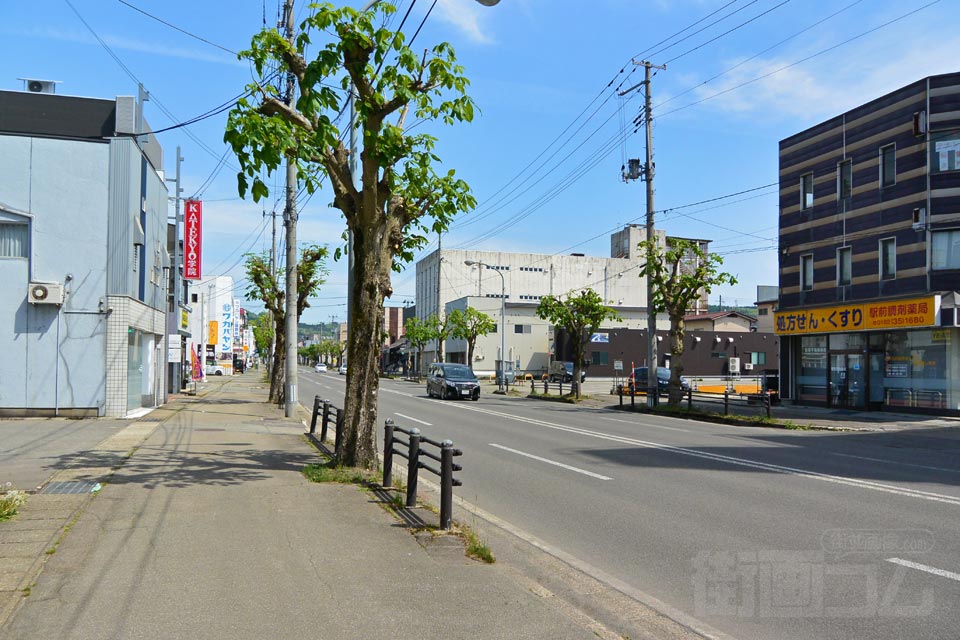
[829, 353, 866, 410]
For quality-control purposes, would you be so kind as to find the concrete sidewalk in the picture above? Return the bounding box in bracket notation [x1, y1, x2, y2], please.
[0, 374, 624, 640]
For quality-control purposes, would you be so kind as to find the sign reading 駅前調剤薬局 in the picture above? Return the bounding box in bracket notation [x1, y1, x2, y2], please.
[775, 296, 938, 335]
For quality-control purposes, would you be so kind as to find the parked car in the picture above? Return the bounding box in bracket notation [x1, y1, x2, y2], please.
[314, 362, 327, 373]
[548, 361, 586, 383]
[628, 367, 690, 393]
[338, 363, 347, 375]
[426, 363, 480, 401]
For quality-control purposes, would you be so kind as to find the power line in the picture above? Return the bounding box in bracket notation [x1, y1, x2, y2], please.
[116, 0, 238, 55]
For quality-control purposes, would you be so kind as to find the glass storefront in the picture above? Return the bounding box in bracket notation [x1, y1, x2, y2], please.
[790, 328, 960, 412]
[126, 328, 157, 414]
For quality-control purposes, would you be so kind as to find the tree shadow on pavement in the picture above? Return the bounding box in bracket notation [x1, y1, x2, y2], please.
[43, 445, 318, 489]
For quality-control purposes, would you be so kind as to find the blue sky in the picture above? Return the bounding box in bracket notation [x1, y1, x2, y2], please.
[4, 0, 958, 323]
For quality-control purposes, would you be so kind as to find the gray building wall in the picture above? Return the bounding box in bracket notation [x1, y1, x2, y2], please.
[0, 136, 110, 415]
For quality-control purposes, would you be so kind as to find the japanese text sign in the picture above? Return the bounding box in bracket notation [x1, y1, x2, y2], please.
[775, 297, 938, 335]
[183, 200, 202, 280]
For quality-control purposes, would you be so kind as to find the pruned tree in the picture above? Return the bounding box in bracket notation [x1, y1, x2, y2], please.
[427, 313, 455, 364]
[226, 3, 477, 469]
[250, 312, 274, 361]
[638, 238, 737, 405]
[244, 245, 329, 402]
[403, 316, 432, 381]
[448, 307, 495, 366]
[536, 290, 621, 399]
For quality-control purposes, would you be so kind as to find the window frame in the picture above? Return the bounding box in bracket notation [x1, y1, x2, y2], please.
[800, 253, 814, 291]
[932, 229, 960, 271]
[836, 246, 852, 286]
[880, 144, 896, 188]
[800, 172, 814, 210]
[0, 221, 30, 259]
[837, 159, 853, 201]
[879, 237, 896, 280]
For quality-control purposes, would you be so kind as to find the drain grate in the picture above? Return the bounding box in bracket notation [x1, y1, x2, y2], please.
[41, 481, 100, 494]
[138, 417, 164, 422]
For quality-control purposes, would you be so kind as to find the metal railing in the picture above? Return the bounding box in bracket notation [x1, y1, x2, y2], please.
[308, 395, 345, 458]
[617, 385, 773, 418]
[531, 378, 580, 396]
[383, 419, 462, 530]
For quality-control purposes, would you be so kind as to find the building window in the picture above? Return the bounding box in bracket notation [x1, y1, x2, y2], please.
[800, 173, 814, 210]
[880, 144, 896, 188]
[838, 159, 852, 200]
[0, 223, 28, 258]
[758, 307, 768, 316]
[514, 324, 531, 334]
[932, 230, 960, 270]
[879, 237, 896, 280]
[837, 246, 852, 285]
[750, 352, 766, 365]
[191, 293, 199, 303]
[591, 351, 609, 365]
[800, 254, 814, 291]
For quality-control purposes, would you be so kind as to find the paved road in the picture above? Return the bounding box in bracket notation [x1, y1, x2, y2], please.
[300, 367, 960, 640]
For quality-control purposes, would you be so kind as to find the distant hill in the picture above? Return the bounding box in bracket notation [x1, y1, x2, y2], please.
[707, 304, 757, 318]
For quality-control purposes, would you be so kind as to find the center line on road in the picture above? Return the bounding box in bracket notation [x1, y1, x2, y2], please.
[886, 558, 960, 582]
[489, 444, 613, 480]
[395, 413, 431, 426]
[831, 452, 960, 474]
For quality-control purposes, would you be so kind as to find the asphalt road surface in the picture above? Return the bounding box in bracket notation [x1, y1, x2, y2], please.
[299, 368, 960, 640]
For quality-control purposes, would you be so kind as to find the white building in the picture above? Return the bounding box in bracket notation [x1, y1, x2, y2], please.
[414, 225, 711, 375]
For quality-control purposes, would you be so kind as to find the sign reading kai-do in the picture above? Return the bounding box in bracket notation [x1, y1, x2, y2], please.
[183, 200, 202, 280]
[775, 296, 939, 335]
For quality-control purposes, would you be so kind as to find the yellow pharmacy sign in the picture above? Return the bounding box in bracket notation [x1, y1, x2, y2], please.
[775, 296, 937, 335]
[208, 321, 219, 343]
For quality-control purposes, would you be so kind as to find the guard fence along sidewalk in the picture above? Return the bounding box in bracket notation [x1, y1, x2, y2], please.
[383, 420, 462, 530]
[308, 396, 345, 457]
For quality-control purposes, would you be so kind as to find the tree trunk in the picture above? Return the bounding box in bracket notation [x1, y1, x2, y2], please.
[467, 337, 475, 369]
[340, 223, 390, 470]
[667, 314, 686, 406]
[269, 315, 286, 404]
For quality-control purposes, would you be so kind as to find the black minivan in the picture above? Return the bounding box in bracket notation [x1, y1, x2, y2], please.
[426, 363, 481, 401]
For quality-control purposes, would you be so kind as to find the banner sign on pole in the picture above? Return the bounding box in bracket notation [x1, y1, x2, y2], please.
[184, 200, 203, 280]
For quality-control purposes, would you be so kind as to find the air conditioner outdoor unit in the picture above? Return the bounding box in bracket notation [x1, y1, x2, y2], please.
[728, 357, 741, 374]
[28, 281, 65, 305]
[18, 78, 59, 94]
[743, 362, 754, 371]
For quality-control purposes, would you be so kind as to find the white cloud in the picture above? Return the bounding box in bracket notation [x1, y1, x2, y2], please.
[682, 19, 960, 123]
[434, 0, 496, 45]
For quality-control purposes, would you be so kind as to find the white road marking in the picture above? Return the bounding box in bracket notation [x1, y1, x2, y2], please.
[489, 444, 613, 480]
[395, 413, 431, 426]
[886, 558, 960, 582]
[831, 452, 960, 474]
[599, 416, 689, 432]
[421, 401, 960, 507]
[381, 388, 415, 397]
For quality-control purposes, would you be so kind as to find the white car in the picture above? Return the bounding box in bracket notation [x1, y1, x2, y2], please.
[338, 364, 347, 375]
[314, 363, 327, 373]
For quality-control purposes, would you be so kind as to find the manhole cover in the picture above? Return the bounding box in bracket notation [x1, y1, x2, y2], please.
[41, 481, 100, 494]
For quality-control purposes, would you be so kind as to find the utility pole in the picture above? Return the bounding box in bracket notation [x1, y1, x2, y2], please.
[435, 231, 442, 364]
[620, 60, 666, 408]
[282, 0, 298, 417]
[165, 147, 184, 392]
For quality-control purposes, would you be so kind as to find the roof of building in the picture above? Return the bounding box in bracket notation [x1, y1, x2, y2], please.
[683, 310, 757, 323]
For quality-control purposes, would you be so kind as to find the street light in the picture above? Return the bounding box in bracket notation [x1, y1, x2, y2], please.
[464, 260, 506, 392]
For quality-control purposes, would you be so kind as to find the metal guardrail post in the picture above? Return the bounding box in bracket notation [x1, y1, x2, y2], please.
[530, 378, 535, 393]
[724, 389, 729, 415]
[765, 391, 771, 418]
[320, 400, 332, 442]
[334, 408, 345, 459]
[687, 388, 693, 411]
[543, 379, 548, 394]
[406, 428, 421, 508]
[383, 419, 395, 488]
[309, 395, 321, 434]
[619, 384, 623, 406]
[631, 385, 635, 409]
[559, 380, 564, 396]
[440, 440, 454, 530]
